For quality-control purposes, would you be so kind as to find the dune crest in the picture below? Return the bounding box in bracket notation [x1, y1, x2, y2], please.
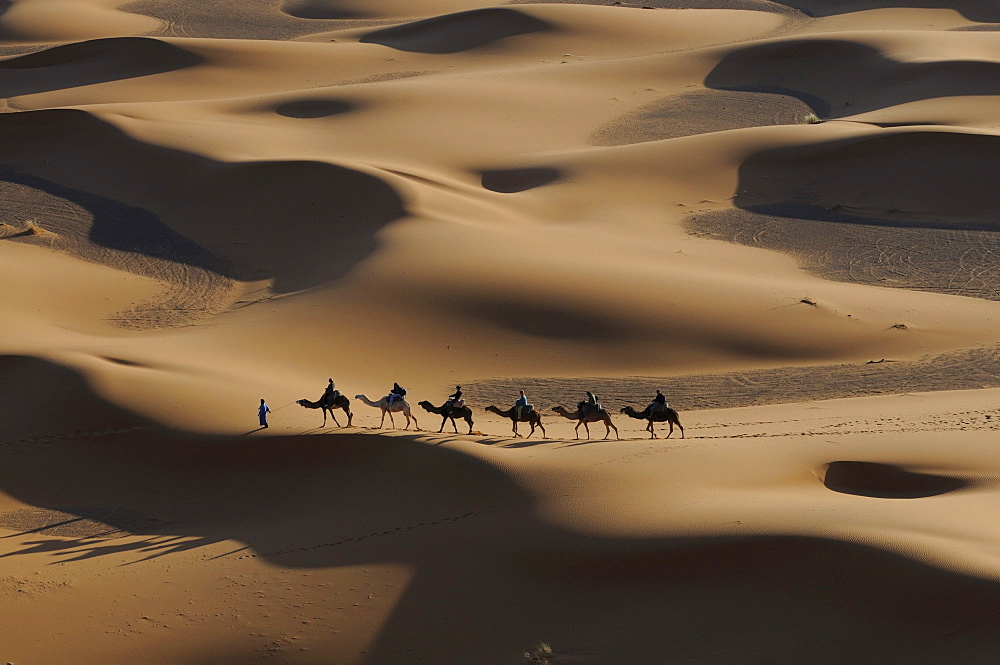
[360, 8, 553, 53]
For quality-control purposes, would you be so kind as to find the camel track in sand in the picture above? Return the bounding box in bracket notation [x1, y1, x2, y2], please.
[687, 209, 1000, 302]
[464, 344, 1000, 413]
[0, 170, 242, 329]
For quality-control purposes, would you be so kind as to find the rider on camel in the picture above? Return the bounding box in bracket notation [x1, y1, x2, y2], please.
[443, 385, 462, 414]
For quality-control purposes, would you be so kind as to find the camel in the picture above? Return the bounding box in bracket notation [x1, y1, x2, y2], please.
[418, 400, 475, 434]
[355, 394, 419, 430]
[552, 404, 620, 440]
[485, 405, 546, 438]
[620, 405, 684, 439]
[296, 394, 353, 427]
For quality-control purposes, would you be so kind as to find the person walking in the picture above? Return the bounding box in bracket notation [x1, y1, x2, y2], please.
[258, 398, 271, 429]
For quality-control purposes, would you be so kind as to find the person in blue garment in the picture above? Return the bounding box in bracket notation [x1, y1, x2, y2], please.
[258, 398, 271, 428]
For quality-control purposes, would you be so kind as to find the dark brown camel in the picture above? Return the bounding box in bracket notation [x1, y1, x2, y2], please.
[552, 404, 620, 440]
[621, 405, 684, 439]
[296, 394, 353, 427]
[418, 400, 475, 434]
[485, 405, 546, 438]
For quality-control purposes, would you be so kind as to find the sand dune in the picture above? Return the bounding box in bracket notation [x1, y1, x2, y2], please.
[2, 1, 1000, 663]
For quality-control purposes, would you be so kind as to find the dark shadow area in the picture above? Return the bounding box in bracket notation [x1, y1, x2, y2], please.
[0, 166, 235, 277]
[480, 166, 561, 193]
[99, 356, 148, 368]
[705, 40, 1000, 118]
[0, 355, 153, 447]
[274, 98, 353, 118]
[0, 109, 408, 293]
[771, 0, 1000, 22]
[507, 0, 801, 15]
[455, 296, 647, 343]
[1, 376, 999, 662]
[819, 461, 968, 498]
[280, 0, 366, 19]
[360, 8, 552, 54]
[729, 131, 1000, 231]
[0, 37, 203, 97]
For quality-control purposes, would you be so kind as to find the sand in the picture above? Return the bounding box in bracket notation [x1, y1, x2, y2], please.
[1, 1, 999, 663]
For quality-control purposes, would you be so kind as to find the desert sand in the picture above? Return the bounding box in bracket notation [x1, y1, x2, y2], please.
[1, 1, 999, 663]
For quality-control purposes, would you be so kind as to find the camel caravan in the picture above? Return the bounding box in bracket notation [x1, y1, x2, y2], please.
[296, 381, 684, 440]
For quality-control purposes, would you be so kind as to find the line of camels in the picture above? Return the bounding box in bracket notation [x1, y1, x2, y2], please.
[295, 392, 684, 440]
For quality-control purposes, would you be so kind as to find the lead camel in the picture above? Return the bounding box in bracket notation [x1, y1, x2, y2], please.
[296, 394, 353, 427]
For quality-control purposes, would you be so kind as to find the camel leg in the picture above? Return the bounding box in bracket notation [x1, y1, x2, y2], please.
[574, 421, 582, 440]
[513, 420, 522, 438]
[378, 409, 387, 428]
[582, 421, 591, 439]
[537, 420, 546, 438]
[451, 417, 460, 434]
[607, 419, 619, 440]
[526, 422, 535, 438]
[388, 411, 397, 428]
[648, 421, 657, 439]
[329, 409, 341, 427]
[321, 407, 327, 427]
[465, 416, 473, 435]
[345, 408, 353, 428]
[439, 415, 447, 433]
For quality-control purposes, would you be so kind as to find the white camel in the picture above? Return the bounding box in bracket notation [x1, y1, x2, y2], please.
[354, 394, 419, 430]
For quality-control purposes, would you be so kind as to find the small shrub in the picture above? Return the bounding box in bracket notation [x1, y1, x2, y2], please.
[524, 642, 555, 664]
[804, 113, 822, 124]
[24, 219, 51, 235]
